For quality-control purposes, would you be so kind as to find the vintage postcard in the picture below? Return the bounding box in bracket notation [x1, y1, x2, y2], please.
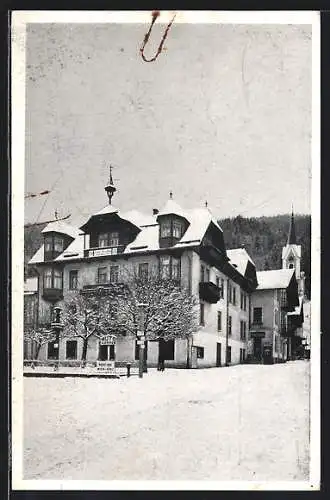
[11, 10, 320, 490]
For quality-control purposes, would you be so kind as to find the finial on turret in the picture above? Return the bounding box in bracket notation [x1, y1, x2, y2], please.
[104, 164, 117, 205]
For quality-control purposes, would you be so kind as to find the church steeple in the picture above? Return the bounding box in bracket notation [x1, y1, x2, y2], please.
[104, 165, 117, 205]
[287, 206, 297, 245]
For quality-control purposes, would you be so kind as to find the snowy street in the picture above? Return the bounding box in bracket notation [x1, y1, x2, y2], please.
[23, 361, 310, 481]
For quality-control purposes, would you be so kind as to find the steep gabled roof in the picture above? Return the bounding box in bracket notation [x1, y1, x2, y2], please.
[42, 220, 80, 239]
[157, 198, 189, 222]
[256, 268, 295, 290]
[226, 248, 255, 277]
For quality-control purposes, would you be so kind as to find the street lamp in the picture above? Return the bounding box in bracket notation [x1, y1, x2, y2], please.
[137, 302, 148, 378]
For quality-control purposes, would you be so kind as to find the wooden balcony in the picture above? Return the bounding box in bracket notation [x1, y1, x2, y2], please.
[199, 281, 221, 304]
[84, 245, 125, 259]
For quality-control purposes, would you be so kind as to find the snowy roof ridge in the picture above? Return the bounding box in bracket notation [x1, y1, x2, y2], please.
[42, 220, 81, 239]
[256, 268, 295, 290]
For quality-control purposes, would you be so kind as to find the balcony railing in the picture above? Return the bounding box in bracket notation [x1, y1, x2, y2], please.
[81, 282, 127, 296]
[199, 281, 221, 303]
[84, 245, 125, 258]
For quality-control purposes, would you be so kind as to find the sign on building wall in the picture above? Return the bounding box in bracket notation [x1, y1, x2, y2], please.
[96, 360, 116, 374]
[87, 247, 118, 258]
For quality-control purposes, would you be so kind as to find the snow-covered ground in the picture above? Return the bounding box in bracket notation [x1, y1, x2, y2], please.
[24, 361, 310, 481]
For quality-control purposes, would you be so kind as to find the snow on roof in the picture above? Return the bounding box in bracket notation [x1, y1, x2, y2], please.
[124, 225, 159, 254]
[42, 220, 80, 239]
[120, 210, 156, 227]
[94, 205, 119, 216]
[180, 207, 222, 243]
[287, 296, 304, 316]
[24, 277, 38, 293]
[55, 234, 85, 261]
[157, 199, 189, 221]
[256, 269, 295, 290]
[226, 248, 255, 276]
[28, 245, 45, 265]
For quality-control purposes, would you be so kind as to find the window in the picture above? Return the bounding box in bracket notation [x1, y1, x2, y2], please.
[99, 344, 115, 361]
[160, 256, 180, 280]
[98, 232, 119, 248]
[205, 268, 210, 282]
[221, 278, 224, 298]
[66, 340, 77, 360]
[138, 263, 149, 280]
[200, 303, 205, 326]
[240, 348, 246, 363]
[160, 256, 171, 279]
[97, 267, 107, 284]
[172, 257, 181, 280]
[44, 269, 52, 289]
[232, 287, 236, 305]
[289, 263, 294, 269]
[200, 265, 205, 282]
[226, 345, 232, 364]
[44, 269, 63, 289]
[54, 236, 64, 253]
[99, 233, 108, 248]
[135, 340, 140, 360]
[240, 291, 243, 309]
[53, 269, 63, 289]
[45, 237, 52, 252]
[109, 265, 119, 283]
[228, 283, 232, 303]
[196, 346, 204, 359]
[160, 222, 171, 237]
[173, 220, 182, 238]
[217, 311, 222, 331]
[216, 277, 220, 288]
[253, 307, 263, 324]
[240, 320, 246, 340]
[69, 270, 78, 290]
[47, 341, 58, 360]
[228, 315, 232, 336]
[243, 294, 247, 311]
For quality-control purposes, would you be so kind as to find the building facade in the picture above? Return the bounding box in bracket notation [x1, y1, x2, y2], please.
[27, 176, 259, 368]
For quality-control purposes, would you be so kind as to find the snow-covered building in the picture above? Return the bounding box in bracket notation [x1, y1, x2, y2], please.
[27, 175, 259, 368]
[249, 210, 305, 363]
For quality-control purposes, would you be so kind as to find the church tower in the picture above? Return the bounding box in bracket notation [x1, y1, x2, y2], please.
[282, 207, 305, 296]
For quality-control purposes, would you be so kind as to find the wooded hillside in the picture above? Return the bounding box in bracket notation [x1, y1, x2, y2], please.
[218, 214, 311, 298]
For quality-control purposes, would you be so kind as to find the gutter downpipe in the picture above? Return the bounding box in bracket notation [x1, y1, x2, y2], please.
[225, 277, 229, 366]
[186, 252, 193, 369]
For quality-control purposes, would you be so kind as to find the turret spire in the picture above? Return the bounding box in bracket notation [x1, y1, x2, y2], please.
[287, 205, 297, 245]
[104, 164, 117, 205]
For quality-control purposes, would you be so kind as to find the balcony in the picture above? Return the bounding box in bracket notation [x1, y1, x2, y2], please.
[81, 282, 127, 297]
[84, 245, 125, 259]
[199, 281, 221, 304]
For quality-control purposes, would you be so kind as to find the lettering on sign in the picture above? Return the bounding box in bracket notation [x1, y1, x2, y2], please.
[100, 334, 116, 345]
[97, 361, 116, 373]
[88, 247, 118, 258]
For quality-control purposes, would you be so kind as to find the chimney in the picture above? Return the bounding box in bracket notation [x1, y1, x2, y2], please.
[153, 208, 159, 215]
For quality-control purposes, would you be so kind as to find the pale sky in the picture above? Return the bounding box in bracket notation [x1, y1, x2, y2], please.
[25, 22, 312, 227]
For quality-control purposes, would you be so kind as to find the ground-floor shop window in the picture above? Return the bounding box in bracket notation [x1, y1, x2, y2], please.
[47, 341, 58, 360]
[66, 340, 77, 360]
[240, 348, 246, 363]
[99, 344, 115, 361]
[226, 345, 232, 364]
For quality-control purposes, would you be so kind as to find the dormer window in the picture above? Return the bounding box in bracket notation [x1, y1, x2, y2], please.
[98, 232, 119, 248]
[173, 220, 183, 239]
[160, 223, 171, 238]
[54, 236, 64, 253]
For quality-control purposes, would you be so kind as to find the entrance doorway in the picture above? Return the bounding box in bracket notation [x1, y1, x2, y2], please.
[216, 342, 221, 367]
[253, 337, 262, 362]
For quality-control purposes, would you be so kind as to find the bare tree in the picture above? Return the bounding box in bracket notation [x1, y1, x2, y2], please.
[111, 266, 199, 365]
[61, 291, 117, 363]
[24, 326, 56, 360]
